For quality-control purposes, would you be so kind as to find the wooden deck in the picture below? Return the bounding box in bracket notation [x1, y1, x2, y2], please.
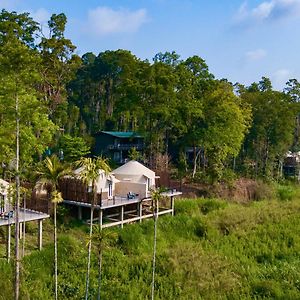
[0, 208, 49, 227]
[64, 190, 182, 229]
[0, 208, 50, 262]
[63, 195, 146, 209]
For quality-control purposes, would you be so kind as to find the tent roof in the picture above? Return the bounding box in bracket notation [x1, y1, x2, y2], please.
[112, 160, 155, 178]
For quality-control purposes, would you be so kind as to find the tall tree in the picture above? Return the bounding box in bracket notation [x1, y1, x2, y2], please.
[91, 226, 117, 300]
[38, 13, 81, 126]
[0, 10, 55, 299]
[76, 157, 111, 300]
[241, 81, 297, 177]
[150, 188, 163, 300]
[37, 155, 70, 300]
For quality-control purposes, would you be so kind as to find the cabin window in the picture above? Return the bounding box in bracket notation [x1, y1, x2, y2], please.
[147, 178, 151, 191]
[108, 181, 113, 197]
[113, 152, 120, 162]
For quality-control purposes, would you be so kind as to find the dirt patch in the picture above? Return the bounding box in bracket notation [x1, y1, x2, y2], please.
[157, 174, 273, 203]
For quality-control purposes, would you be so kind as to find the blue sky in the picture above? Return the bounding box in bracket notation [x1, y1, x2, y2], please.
[2, 0, 300, 90]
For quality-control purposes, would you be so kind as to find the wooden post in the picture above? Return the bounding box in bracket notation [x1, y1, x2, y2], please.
[78, 206, 82, 220]
[171, 196, 174, 216]
[120, 206, 124, 229]
[99, 209, 103, 230]
[138, 202, 142, 223]
[38, 220, 43, 251]
[19, 223, 23, 240]
[7, 224, 11, 262]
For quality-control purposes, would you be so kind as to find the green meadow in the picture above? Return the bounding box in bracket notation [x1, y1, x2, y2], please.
[1, 193, 300, 299]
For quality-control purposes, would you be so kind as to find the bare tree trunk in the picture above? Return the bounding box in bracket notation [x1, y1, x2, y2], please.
[151, 199, 158, 300]
[22, 193, 26, 258]
[192, 149, 201, 178]
[15, 94, 20, 300]
[85, 190, 95, 300]
[54, 202, 58, 300]
[97, 249, 102, 300]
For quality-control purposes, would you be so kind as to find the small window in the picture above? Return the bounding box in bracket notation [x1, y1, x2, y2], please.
[113, 152, 120, 162]
[108, 181, 113, 197]
[147, 178, 151, 191]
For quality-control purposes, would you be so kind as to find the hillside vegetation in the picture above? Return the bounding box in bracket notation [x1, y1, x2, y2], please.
[1, 191, 300, 299]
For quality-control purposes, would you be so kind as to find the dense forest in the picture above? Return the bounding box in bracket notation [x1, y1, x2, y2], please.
[1, 9, 300, 182]
[2, 9, 300, 300]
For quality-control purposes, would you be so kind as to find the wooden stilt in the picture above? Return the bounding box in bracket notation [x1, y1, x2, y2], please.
[38, 220, 43, 251]
[7, 224, 11, 262]
[171, 196, 174, 216]
[138, 202, 143, 223]
[99, 209, 103, 230]
[120, 206, 124, 229]
[19, 223, 23, 240]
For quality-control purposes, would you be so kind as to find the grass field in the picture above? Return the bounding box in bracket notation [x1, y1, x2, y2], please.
[1, 193, 300, 299]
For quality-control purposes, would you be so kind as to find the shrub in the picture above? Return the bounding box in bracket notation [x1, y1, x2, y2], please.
[253, 181, 275, 201]
[276, 185, 296, 201]
[198, 198, 227, 215]
[252, 280, 283, 298]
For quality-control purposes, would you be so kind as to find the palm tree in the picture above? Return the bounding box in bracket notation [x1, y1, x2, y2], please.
[76, 156, 111, 300]
[150, 188, 163, 300]
[90, 226, 117, 300]
[37, 155, 69, 300]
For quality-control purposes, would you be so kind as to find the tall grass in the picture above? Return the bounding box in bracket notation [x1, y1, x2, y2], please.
[0, 196, 300, 299]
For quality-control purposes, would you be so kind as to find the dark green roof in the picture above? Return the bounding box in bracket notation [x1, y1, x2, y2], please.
[101, 131, 143, 138]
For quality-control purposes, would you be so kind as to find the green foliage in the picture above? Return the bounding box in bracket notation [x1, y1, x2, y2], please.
[128, 147, 141, 161]
[1, 196, 300, 299]
[198, 198, 227, 215]
[58, 134, 90, 162]
[276, 184, 297, 201]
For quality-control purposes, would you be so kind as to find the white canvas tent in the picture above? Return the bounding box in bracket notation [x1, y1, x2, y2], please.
[73, 167, 119, 199]
[112, 160, 156, 199]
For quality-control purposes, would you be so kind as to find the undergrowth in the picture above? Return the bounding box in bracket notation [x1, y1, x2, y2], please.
[0, 195, 300, 299]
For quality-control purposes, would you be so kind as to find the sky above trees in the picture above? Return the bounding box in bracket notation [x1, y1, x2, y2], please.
[1, 0, 300, 90]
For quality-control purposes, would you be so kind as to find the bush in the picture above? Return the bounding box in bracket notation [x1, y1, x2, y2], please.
[276, 185, 296, 201]
[253, 181, 275, 201]
[252, 280, 283, 298]
[198, 198, 227, 215]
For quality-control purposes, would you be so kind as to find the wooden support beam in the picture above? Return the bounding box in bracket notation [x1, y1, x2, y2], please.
[98, 209, 103, 230]
[19, 222, 23, 240]
[171, 196, 174, 216]
[38, 220, 43, 251]
[138, 202, 142, 223]
[102, 209, 173, 229]
[120, 206, 124, 229]
[7, 224, 11, 262]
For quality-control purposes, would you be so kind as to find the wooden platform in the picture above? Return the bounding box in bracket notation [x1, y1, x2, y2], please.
[0, 208, 49, 227]
[64, 190, 182, 229]
[0, 208, 49, 262]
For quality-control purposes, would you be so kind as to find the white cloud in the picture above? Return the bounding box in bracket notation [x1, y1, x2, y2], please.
[245, 49, 267, 61]
[29, 8, 50, 25]
[234, 0, 300, 25]
[86, 6, 148, 36]
[272, 68, 292, 88]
